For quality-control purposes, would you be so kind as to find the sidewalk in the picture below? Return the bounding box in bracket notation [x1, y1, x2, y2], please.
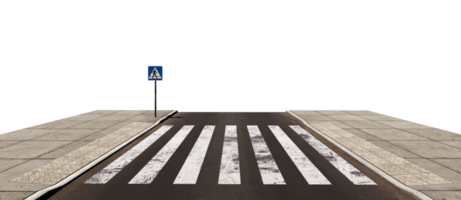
[0, 110, 175, 200]
[289, 110, 461, 200]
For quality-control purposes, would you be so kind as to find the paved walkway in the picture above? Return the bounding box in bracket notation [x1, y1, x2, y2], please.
[289, 110, 461, 200]
[0, 110, 174, 200]
[2, 110, 460, 200]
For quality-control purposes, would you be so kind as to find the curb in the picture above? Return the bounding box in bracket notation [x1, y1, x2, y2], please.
[25, 110, 178, 200]
[286, 110, 432, 200]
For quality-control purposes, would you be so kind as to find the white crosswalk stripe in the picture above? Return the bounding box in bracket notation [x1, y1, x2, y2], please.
[86, 125, 377, 186]
[85, 125, 173, 184]
[290, 125, 376, 185]
[218, 125, 241, 184]
[248, 125, 285, 185]
[268, 125, 331, 185]
[129, 125, 194, 184]
[174, 125, 215, 184]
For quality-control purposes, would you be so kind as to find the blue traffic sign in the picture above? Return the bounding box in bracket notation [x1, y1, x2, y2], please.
[148, 66, 163, 81]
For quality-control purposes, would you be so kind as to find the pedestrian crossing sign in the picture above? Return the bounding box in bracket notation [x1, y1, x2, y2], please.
[148, 66, 163, 81]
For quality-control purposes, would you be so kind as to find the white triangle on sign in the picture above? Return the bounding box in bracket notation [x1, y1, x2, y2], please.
[149, 67, 162, 79]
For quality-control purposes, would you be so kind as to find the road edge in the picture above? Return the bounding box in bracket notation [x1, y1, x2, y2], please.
[25, 110, 178, 200]
[286, 110, 432, 200]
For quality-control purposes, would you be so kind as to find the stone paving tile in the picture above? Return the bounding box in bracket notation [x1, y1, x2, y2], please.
[34, 162, 63, 173]
[339, 141, 357, 149]
[106, 121, 136, 130]
[0, 192, 34, 200]
[80, 129, 116, 141]
[400, 164, 430, 174]
[343, 129, 381, 141]
[97, 145, 113, 153]
[360, 129, 428, 141]
[378, 121, 431, 129]
[33, 172, 69, 185]
[290, 110, 321, 115]
[439, 141, 461, 149]
[39, 140, 91, 159]
[422, 191, 461, 200]
[78, 144, 96, 152]
[390, 141, 461, 158]
[112, 135, 131, 143]
[315, 126, 334, 134]
[332, 137, 349, 144]
[347, 137, 368, 145]
[414, 173, 451, 184]
[362, 144, 384, 152]
[83, 150, 104, 160]
[316, 111, 350, 115]
[0, 159, 28, 173]
[11, 171, 47, 183]
[30, 120, 84, 130]
[432, 159, 461, 174]
[384, 165, 407, 175]
[55, 164, 82, 174]
[62, 114, 104, 121]
[112, 110, 147, 115]
[328, 115, 367, 121]
[291, 115, 333, 121]
[369, 150, 396, 158]
[344, 110, 377, 115]
[345, 145, 366, 152]
[367, 141, 422, 159]
[355, 115, 401, 121]
[356, 151, 381, 159]
[341, 120, 390, 129]
[0, 129, 56, 140]
[117, 133, 135, 141]
[403, 128, 461, 141]
[0, 141, 72, 158]
[54, 164, 79, 174]
[368, 158, 394, 167]
[33, 129, 99, 141]
[309, 121, 352, 128]
[90, 147, 110, 157]
[142, 110, 173, 115]
[81, 110, 121, 115]
[72, 121, 121, 129]
[0, 141, 22, 149]
[385, 157, 412, 165]
[89, 138, 108, 147]
[393, 174, 428, 186]
[52, 156, 78, 164]
[110, 129, 129, 138]
[95, 115, 134, 121]
[125, 115, 163, 122]
[67, 159, 87, 169]
[65, 149, 88, 158]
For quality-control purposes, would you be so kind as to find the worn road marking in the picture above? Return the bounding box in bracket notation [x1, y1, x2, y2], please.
[268, 125, 331, 185]
[248, 126, 285, 185]
[129, 125, 194, 184]
[174, 125, 215, 184]
[85, 125, 173, 184]
[218, 125, 240, 184]
[290, 125, 376, 185]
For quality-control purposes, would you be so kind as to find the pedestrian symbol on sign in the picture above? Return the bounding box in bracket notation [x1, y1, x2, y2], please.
[147, 66, 163, 117]
[149, 67, 162, 79]
[148, 66, 163, 81]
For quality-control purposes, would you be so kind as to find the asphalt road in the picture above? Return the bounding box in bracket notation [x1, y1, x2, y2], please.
[46, 112, 414, 200]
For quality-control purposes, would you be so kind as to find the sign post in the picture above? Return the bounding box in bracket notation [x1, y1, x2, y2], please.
[148, 66, 163, 117]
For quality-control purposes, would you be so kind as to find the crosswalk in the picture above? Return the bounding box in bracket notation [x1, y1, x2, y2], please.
[85, 125, 376, 185]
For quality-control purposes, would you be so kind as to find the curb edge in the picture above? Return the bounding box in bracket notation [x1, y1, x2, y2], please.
[286, 110, 432, 200]
[25, 110, 178, 200]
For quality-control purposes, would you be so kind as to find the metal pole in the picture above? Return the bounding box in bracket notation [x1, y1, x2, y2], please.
[155, 80, 157, 117]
